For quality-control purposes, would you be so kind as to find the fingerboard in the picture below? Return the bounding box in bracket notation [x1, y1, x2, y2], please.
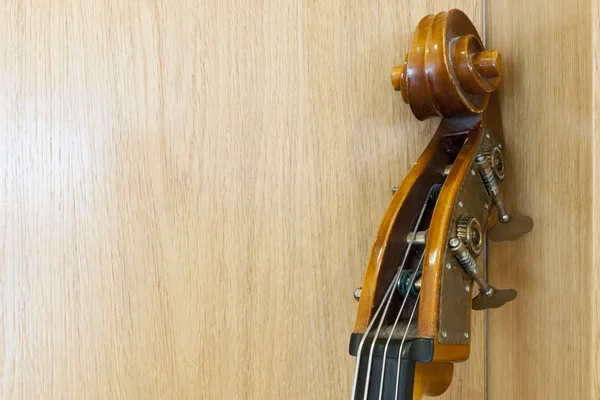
[349, 336, 434, 400]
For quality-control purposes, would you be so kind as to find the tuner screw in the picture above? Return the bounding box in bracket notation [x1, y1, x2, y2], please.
[392, 185, 398, 195]
[441, 331, 448, 338]
[464, 332, 469, 339]
[446, 263, 452, 270]
[353, 287, 361, 301]
[465, 285, 471, 293]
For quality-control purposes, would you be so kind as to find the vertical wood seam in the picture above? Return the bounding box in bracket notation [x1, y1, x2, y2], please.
[482, 4, 490, 400]
[593, 0, 599, 397]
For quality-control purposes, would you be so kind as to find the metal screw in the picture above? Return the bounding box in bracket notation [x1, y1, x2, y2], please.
[458, 201, 464, 208]
[484, 203, 489, 210]
[446, 263, 452, 270]
[392, 185, 398, 195]
[354, 287, 361, 301]
[464, 332, 469, 339]
[486, 133, 490, 139]
[441, 331, 448, 338]
[465, 285, 471, 293]
[498, 144, 502, 148]
[471, 169, 476, 176]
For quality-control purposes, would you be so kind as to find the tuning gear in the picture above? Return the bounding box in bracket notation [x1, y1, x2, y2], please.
[448, 237, 517, 310]
[475, 147, 533, 241]
[456, 215, 483, 255]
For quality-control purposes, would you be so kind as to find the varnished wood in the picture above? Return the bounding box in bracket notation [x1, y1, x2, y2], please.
[418, 95, 503, 346]
[418, 127, 482, 341]
[354, 133, 442, 332]
[393, 10, 502, 120]
[413, 363, 454, 400]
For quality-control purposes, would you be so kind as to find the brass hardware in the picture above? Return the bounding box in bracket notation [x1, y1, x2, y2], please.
[406, 230, 428, 246]
[476, 150, 509, 221]
[448, 238, 489, 293]
[443, 164, 453, 176]
[438, 147, 491, 344]
[490, 146, 505, 180]
[476, 146, 533, 242]
[415, 278, 422, 291]
[449, 237, 517, 310]
[437, 134, 493, 345]
[456, 215, 483, 255]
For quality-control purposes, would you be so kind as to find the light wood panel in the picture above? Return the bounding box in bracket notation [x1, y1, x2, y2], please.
[594, 1, 600, 399]
[0, 1, 485, 399]
[488, 1, 594, 399]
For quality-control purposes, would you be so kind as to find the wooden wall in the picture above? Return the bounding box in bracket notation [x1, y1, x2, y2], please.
[1, 0, 598, 399]
[488, 1, 595, 399]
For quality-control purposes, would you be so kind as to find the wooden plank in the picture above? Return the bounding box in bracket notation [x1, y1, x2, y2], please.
[589, 1, 600, 399]
[488, 1, 593, 399]
[0, 1, 481, 398]
[594, 1, 600, 399]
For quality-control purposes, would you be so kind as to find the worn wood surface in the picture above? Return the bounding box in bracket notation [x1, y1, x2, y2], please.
[0, 1, 485, 399]
[489, 1, 594, 399]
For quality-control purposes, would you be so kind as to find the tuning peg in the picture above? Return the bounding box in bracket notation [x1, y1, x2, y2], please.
[476, 147, 533, 242]
[448, 237, 517, 310]
[472, 287, 517, 310]
[488, 214, 534, 242]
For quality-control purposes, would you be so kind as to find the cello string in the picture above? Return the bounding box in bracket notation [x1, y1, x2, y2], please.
[377, 251, 425, 400]
[394, 291, 421, 400]
[356, 187, 432, 400]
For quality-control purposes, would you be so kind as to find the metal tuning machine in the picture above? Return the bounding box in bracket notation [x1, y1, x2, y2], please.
[476, 146, 533, 242]
[448, 222, 516, 310]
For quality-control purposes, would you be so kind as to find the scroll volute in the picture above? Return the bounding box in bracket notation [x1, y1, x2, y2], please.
[391, 9, 502, 120]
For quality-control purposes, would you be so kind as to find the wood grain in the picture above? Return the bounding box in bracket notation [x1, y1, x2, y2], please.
[594, 1, 600, 398]
[489, 1, 593, 399]
[0, 1, 482, 399]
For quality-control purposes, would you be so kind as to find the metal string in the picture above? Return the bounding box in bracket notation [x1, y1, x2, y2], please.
[394, 291, 421, 400]
[351, 188, 432, 400]
[361, 192, 431, 400]
[377, 252, 425, 400]
[350, 267, 403, 399]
